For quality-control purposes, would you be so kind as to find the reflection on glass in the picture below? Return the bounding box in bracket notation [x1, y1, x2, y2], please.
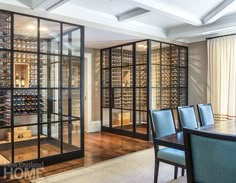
[14, 125, 38, 162]
[40, 20, 60, 54]
[72, 89, 80, 118]
[112, 109, 122, 129]
[122, 110, 133, 132]
[14, 15, 37, 52]
[136, 112, 147, 134]
[40, 123, 61, 157]
[0, 90, 11, 127]
[40, 55, 60, 88]
[151, 41, 160, 64]
[0, 128, 12, 164]
[63, 24, 80, 56]
[40, 89, 61, 123]
[63, 121, 81, 153]
[102, 108, 110, 127]
[0, 12, 11, 50]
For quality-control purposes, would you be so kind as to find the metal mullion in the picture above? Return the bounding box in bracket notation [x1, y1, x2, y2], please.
[178, 47, 181, 106]
[186, 48, 189, 105]
[68, 31, 72, 145]
[109, 49, 112, 128]
[80, 26, 85, 151]
[160, 43, 162, 109]
[10, 12, 14, 163]
[60, 23, 63, 154]
[121, 47, 123, 131]
[147, 40, 151, 140]
[170, 45, 172, 108]
[132, 43, 136, 135]
[37, 18, 40, 159]
[100, 50, 103, 127]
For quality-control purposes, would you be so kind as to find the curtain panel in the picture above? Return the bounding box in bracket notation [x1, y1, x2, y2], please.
[207, 36, 236, 120]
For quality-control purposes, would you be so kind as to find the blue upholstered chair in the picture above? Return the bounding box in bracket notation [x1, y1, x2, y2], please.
[197, 103, 214, 126]
[183, 128, 236, 183]
[177, 105, 198, 129]
[149, 109, 185, 183]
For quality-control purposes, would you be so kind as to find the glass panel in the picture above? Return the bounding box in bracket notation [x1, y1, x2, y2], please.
[136, 65, 147, 87]
[113, 88, 121, 109]
[122, 45, 133, 66]
[0, 128, 12, 164]
[102, 89, 109, 108]
[180, 68, 187, 87]
[180, 47, 187, 67]
[161, 43, 170, 65]
[151, 65, 160, 87]
[14, 125, 38, 162]
[72, 89, 80, 118]
[0, 90, 11, 127]
[161, 66, 170, 87]
[71, 58, 80, 87]
[151, 41, 160, 64]
[0, 12, 11, 49]
[62, 90, 69, 118]
[40, 123, 61, 158]
[62, 56, 69, 87]
[161, 89, 170, 108]
[14, 52, 37, 88]
[40, 55, 60, 88]
[122, 88, 132, 110]
[14, 15, 38, 52]
[14, 89, 38, 125]
[63, 24, 80, 56]
[102, 69, 109, 88]
[136, 88, 147, 111]
[180, 88, 187, 106]
[40, 20, 60, 54]
[102, 108, 110, 127]
[151, 88, 160, 109]
[136, 111, 147, 134]
[0, 51, 11, 88]
[112, 109, 121, 129]
[171, 67, 178, 87]
[122, 110, 133, 132]
[122, 66, 133, 87]
[171, 88, 178, 108]
[40, 89, 61, 123]
[102, 49, 109, 68]
[171, 45, 179, 66]
[111, 47, 121, 67]
[112, 68, 121, 87]
[136, 41, 147, 65]
[63, 121, 81, 153]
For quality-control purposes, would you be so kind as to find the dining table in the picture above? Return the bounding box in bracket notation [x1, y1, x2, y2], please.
[155, 120, 236, 150]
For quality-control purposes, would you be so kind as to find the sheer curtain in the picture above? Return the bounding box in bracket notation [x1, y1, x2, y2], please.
[207, 36, 236, 120]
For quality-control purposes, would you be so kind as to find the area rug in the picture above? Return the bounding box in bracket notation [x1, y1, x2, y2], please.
[32, 148, 186, 183]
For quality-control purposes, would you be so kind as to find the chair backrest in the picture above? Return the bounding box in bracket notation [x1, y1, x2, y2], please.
[183, 128, 236, 183]
[197, 103, 214, 126]
[149, 109, 176, 139]
[177, 105, 198, 129]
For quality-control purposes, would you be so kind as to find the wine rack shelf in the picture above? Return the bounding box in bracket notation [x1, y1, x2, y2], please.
[101, 40, 188, 140]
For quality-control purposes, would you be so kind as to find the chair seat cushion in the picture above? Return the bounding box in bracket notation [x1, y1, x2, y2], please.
[158, 148, 185, 165]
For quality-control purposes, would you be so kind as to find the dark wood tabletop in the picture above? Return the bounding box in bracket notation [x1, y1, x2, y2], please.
[155, 120, 236, 150]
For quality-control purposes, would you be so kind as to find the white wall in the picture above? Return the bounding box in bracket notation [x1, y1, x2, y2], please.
[188, 41, 208, 106]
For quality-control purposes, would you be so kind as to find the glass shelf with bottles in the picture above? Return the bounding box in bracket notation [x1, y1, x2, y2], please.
[0, 12, 11, 50]
[0, 90, 11, 127]
[13, 90, 44, 116]
[0, 51, 11, 88]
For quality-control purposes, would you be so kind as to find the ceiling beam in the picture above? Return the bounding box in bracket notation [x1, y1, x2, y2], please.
[168, 14, 236, 40]
[202, 0, 236, 24]
[116, 7, 150, 22]
[19, 0, 70, 11]
[129, 0, 202, 26]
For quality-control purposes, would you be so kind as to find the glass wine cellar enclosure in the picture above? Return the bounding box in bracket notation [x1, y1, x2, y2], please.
[101, 40, 188, 140]
[0, 10, 84, 170]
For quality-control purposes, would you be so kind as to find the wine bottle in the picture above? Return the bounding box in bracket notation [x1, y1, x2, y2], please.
[21, 73, 25, 87]
[15, 73, 20, 87]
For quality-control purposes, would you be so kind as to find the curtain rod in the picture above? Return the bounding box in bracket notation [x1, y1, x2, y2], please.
[206, 33, 236, 40]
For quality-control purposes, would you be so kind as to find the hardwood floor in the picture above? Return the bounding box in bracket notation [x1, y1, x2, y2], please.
[0, 132, 153, 183]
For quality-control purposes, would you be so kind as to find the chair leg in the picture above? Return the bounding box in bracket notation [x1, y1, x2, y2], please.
[174, 166, 178, 179]
[181, 168, 185, 176]
[154, 160, 159, 183]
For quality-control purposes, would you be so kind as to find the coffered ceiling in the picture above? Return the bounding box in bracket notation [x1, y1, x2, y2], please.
[1, 0, 236, 46]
